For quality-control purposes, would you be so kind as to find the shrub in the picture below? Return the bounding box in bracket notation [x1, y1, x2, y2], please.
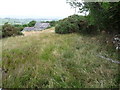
[2, 22, 23, 38]
[55, 15, 96, 34]
[14, 24, 24, 31]
[49, 21, 57, 27]
[78, 21, 96, 34]
[55, 20, 79, 34]
[55, 15, 81, 34]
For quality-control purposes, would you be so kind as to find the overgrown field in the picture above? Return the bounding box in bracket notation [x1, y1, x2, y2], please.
[1, 28, 119, 88]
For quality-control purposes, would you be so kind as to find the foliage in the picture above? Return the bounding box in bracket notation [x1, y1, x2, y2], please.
[22, 24, 28, 27]
[67, 0, 120, 34]
[14, 24, 24, 31]
[28, 20, 36, 27]
[55, 19, 79, 34]
[55, 15, 95, 34]
[2, 22, 23, 38]
[55, 15, 76, 34]
[66, 0, 84, 14]
[84, 2, 120, 33]
[106, 2, 120, 33]
[49, 21, 58, 27]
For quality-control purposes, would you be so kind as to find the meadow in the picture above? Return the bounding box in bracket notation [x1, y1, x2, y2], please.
[1, 27, 119, 88]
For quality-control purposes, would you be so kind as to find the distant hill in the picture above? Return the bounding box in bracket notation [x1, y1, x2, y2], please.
[0, 18, 60, 25]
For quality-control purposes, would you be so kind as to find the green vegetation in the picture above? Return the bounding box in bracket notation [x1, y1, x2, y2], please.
[2, 22, 23, 38]
[1, 0, 120, 88]
[55, 15, 95, 34]
[14, 24, 24, 31]
[1, 20, 38, 38]
[55, 15, 80, 34]
[67, 0, 120, 34]
[1, 20, 58, 38]
[2, 28, 119, 88]
[56, 1, 120, 34]
[84, 2, 120, 33]
[49, 21, 58, 27]
[28, 20, 36, 27]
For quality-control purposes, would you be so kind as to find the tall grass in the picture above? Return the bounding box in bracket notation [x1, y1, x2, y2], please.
[2, 28, 119, 88]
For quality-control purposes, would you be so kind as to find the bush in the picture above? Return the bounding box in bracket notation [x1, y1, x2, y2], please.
[55, 20, 79, 34]
[14, 24, 24, 31]
[55, 15, 81, 34]
[78, 21, 96, 34]
[49, 21, 57, 27]
[2, 22, 23, 38]
[55, 15, 96, 34]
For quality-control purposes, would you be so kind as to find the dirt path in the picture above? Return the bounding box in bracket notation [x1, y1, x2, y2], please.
[22, 27, 55, 36]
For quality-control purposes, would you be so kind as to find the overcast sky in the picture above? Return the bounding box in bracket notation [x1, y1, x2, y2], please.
[0, 0, 84, 19]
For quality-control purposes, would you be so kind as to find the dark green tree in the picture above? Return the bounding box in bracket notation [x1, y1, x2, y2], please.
[28, 20, 36, 27]
[66, 0, 120, 33]
[22, 24, 28, 27]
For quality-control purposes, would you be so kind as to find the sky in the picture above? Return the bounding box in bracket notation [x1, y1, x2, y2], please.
[0, 0, 83, 19]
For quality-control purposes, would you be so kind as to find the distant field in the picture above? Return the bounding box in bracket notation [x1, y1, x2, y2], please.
[0, 18, 59, 25]
[1, 27, 119, 88]
[0, 18, 28, 25]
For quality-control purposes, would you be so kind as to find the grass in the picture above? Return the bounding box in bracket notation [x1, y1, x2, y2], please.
[1, 27, 120, 88]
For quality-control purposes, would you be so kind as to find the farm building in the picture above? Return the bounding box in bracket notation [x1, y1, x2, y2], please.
[22, 22, 50, 32]
[22, 27, 35, 31]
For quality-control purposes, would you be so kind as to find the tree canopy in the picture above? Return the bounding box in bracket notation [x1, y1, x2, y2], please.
[28, 20, 36, 27]
[66, 0, 120, 34]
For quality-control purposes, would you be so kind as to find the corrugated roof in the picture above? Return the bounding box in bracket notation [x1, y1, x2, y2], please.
[23, 27, 35, 31]
[34, 23, 50, 28]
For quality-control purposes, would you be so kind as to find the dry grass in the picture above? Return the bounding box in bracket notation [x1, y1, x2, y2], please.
[1, 27, 119, 88]
[22, 27, 55, 36]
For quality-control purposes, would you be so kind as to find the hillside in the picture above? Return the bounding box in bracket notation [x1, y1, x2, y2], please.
[1, 27, 119, 88]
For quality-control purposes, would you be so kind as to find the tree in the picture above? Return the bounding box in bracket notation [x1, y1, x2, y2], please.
[22, 24, 28, 27]
[67, 0, 120, 33]
[66, 0, 83, 14]
[28, 20, 36, 27]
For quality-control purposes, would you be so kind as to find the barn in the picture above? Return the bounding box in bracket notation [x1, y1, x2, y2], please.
[22, 22, 50, 32]
[22, 27, 35, 31]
